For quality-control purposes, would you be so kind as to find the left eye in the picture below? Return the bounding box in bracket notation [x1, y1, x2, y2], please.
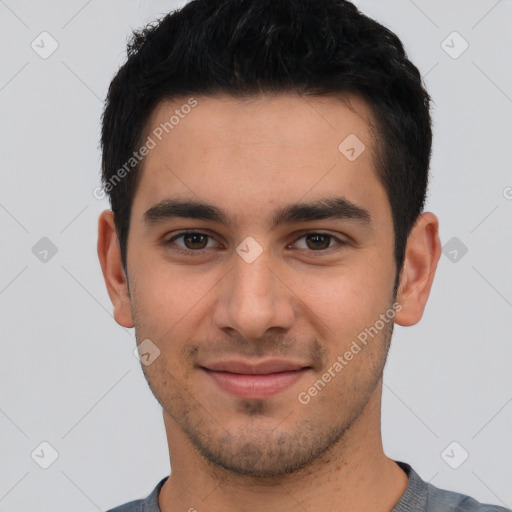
[291, 233, 344, 251]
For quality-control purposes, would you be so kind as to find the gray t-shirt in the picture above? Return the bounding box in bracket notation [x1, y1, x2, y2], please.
[106, 461, 510, 511]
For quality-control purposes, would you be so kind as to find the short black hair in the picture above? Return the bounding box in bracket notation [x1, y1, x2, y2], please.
[101, 0, 432, 291]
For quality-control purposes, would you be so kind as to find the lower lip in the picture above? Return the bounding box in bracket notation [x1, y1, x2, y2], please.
[203, 368, 309, 399]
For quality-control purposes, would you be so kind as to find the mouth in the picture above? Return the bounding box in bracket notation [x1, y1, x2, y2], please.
[200, 359, 312, 399]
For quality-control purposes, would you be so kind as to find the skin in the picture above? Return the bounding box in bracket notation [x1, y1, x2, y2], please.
[98, 93, 441, 512]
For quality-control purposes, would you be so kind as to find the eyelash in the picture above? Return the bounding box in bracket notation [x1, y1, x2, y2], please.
[164, 231, 348, 256]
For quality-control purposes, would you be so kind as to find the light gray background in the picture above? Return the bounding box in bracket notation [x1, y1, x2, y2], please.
[1, 0, 511, 510]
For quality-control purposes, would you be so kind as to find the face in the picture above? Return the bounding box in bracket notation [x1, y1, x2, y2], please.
[124, 93, 399, 476]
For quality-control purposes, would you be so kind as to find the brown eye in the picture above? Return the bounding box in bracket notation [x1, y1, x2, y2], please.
[166, 231, 218, 253]
[182, 233, 209, 250]
[305, 233, 332, 250]
[291, 232, 345, 252]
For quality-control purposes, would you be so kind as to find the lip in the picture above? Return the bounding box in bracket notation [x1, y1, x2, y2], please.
[201, 359, 311, 399]
[204, 359, 308, 374]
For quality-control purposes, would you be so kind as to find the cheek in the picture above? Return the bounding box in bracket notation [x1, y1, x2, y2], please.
[131, 262, 219, 339]
[292, 257, 394, 341]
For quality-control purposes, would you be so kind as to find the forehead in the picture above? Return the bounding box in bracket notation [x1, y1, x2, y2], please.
[143, 92, 377, 155]
[133, 93, 389, 230]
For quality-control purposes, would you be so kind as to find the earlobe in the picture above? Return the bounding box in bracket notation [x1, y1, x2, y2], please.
[97, 210, 134, 328]
[394, 212, 441, 327]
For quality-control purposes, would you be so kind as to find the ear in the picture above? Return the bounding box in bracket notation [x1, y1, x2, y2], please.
[394, 212, 441, 326]
[97, 210, 134, 328]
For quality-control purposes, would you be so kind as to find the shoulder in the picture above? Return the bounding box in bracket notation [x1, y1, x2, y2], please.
[426, 482, 510, 512]
[106, 500, 144, 512]
[395, 461, 510, 512]
[105, 476, 169, 512]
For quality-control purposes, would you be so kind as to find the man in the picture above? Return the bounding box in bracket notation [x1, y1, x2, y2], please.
[97, 0, 509, 511]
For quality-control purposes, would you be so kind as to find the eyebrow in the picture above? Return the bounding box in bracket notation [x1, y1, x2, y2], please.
[143, 197, 372, 230]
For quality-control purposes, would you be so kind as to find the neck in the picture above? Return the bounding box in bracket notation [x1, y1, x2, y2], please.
[159, 381, 408, 512]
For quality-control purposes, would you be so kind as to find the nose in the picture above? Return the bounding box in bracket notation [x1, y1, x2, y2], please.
[212, 247, 296, 341]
